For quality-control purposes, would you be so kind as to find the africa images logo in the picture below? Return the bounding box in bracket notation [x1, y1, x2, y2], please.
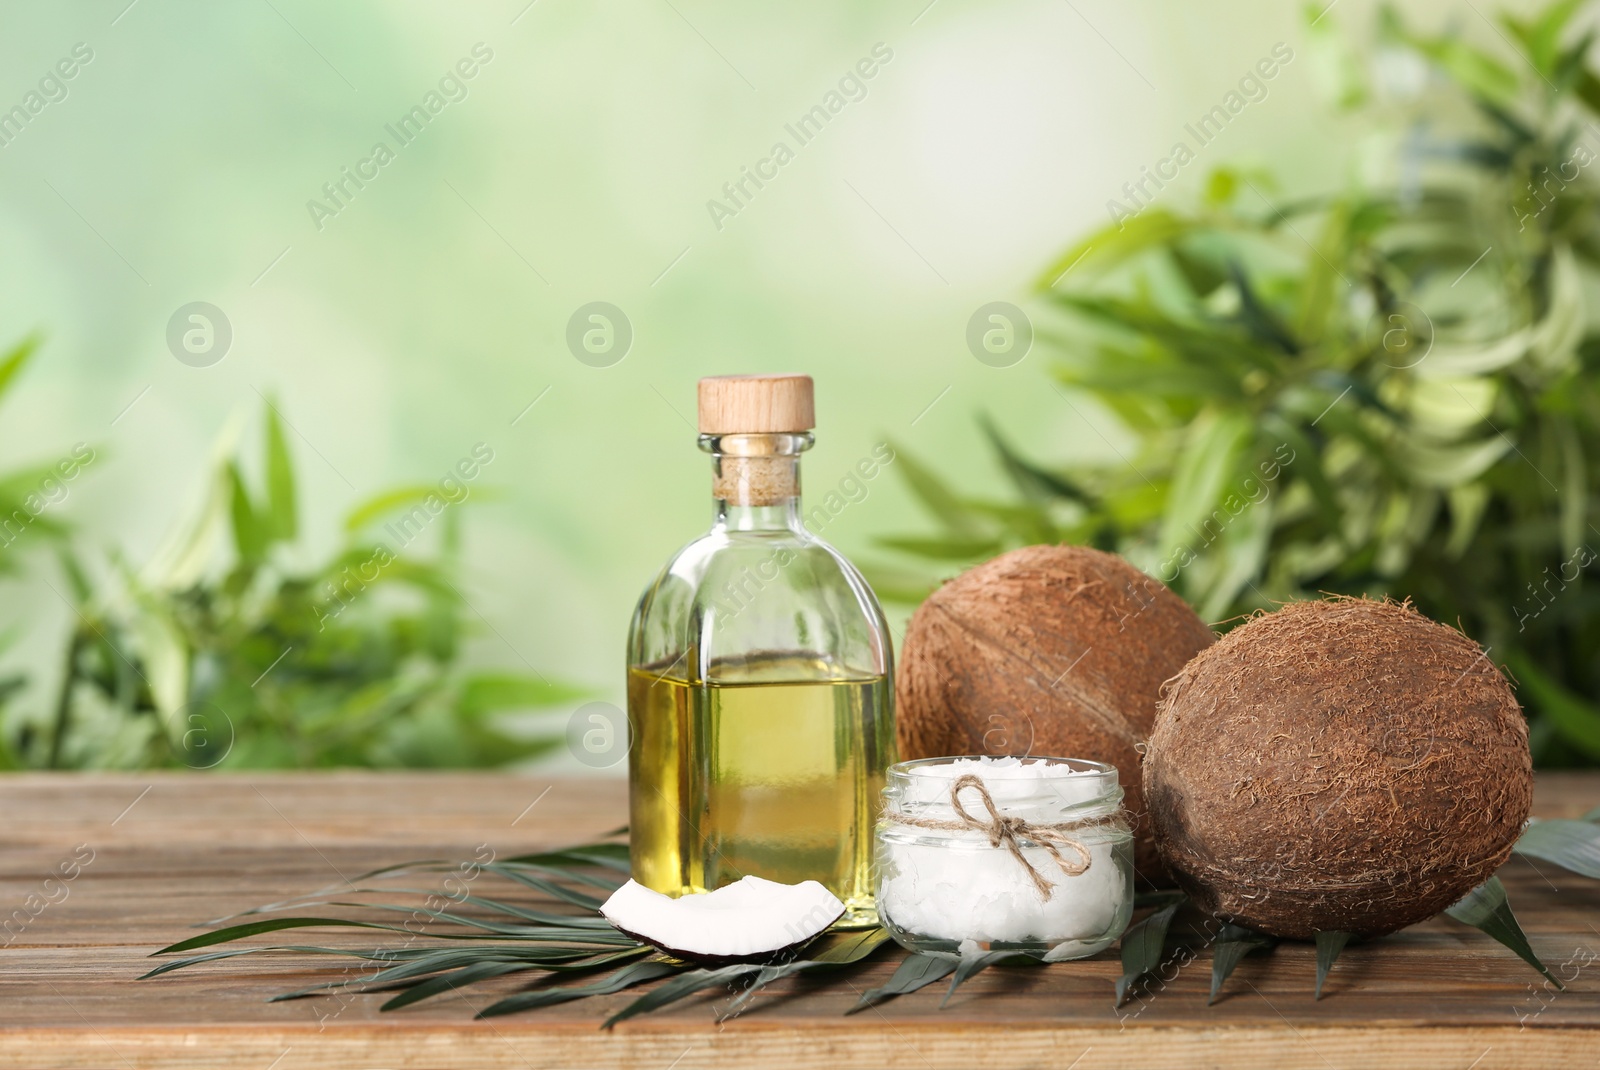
[705, 43, 894, 231]
[1104, 42, 1294, 229]
[305, 44, 495, 231]
[0, 43, 93, 149]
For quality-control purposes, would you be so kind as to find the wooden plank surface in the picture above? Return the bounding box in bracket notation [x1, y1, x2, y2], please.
[1, 771, 1598, 1069]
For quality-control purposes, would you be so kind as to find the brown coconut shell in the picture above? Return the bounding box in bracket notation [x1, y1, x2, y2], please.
[1143, 597, 1532, 940]
[896, 545, 1215, 882]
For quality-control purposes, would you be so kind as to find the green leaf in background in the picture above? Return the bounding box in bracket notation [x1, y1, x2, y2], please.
[1442, 483, 1490, 559]
[873, 536, 1001, 561]
[1051, 293, 1278, 378]
[1034, 208, 1192, 289]
[1116, 896, 1185, 1007]
[979, 415, 1097, 508]
[0, 336, 90, 593]
[1554, 416, 1586, 557]
[1158, 410, 1252, 562]
[1392, 434, 1514, 489]
[1500, 0, 1586, 78]
[1198, 493, 1273, 621]
[1313, 931, 1351, 1000]
[1303, 0, 1368, 108]
[1229, 262, 1302, 355]
[140, 426, 239, 592]
[57, 548, 92, 604]
[1385, 7, 1521, 105]
[1514, 819, 1600, 879]
[1575, 67, 1600, 114]
[1172, 241, 1230, 297]
[1288, 197, 1350, 341]
[343, 484, 445, 533]
[127, 606, 188, 744]
[1509, 654, 1600, 761]
[855, 561, 942, 605]
[1049, 338, 1242, 398]
[1412, 329, 1528, 380]
[227, 463, 270, 565]
[1265, 415, 1344, 535]
[264, 403, 298, 542]
[0, 334, 37, 400]
[1445, 876, 1561, 988]
[457, 674, 589, 716]
[6, 398, 583, 772]
[886, 442, 984, 537]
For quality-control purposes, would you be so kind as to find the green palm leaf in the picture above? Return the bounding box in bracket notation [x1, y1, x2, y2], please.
[478, 960, 684, 1019]
[847, 953, 957, 1014]
[1209, 925, 1275, 1004]
[1313, 931, 1351, 1000]
[1116, 895, 1186, 1007]
[1515, 819, 1600, 878]
[602, 963, 766, 1029]
[1445, 876, 1560, 987]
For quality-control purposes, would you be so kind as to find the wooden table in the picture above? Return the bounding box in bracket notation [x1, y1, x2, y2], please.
[3, 772, 1599, 1069]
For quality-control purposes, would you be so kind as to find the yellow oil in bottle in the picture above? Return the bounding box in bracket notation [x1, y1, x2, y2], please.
[627, 652, 893, 927]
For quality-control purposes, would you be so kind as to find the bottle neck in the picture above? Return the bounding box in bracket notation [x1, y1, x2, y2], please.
[701, 432, 812, 533]
[717, 498, 803, 532]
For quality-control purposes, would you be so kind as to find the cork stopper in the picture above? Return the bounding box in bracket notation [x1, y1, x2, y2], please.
[698, 375, 813, 507]
[698, 374, 815, 434]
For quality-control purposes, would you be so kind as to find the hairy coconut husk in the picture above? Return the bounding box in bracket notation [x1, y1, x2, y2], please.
[1144, 597, 1532, 940]
[896, 545, 1215, 882]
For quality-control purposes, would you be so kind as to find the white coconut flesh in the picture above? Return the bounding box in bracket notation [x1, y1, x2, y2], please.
[600, 876, 845, 960]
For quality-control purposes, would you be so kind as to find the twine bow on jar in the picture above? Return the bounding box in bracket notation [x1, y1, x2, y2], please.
[888, 773, 1104, 901]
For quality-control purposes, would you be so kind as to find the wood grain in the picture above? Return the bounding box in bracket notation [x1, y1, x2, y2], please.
[697, 374, 814, 434]
[1, 771, 1598, 1069]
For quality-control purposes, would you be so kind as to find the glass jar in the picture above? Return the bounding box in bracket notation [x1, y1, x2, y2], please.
[876, 756, 1134, 959]
[627, 375, 896, 928]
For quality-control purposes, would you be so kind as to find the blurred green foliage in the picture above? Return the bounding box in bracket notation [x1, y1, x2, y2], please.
[0, 357, 584, 770]
[873, 0, 1600, 766]
[0, 335, 75, 747]
[0, 338, 70, 562]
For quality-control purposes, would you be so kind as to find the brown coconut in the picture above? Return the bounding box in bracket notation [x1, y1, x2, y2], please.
[1143, 597, 1532, 939]
[897, 545, 1215, 881]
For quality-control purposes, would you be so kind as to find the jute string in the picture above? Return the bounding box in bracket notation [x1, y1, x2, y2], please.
[886, 773, 1112, 900]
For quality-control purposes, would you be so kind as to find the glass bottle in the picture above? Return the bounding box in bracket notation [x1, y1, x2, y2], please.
[626, 374, 895, 928]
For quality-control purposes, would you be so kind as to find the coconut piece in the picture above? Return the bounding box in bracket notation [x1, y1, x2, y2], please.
[1144, 597, 1533, 939]
[896, 545, 1214, 881]
[600, 876, 845, 962]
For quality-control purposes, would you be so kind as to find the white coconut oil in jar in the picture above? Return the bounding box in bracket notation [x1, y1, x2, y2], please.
[876, 756, 1134, 959]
